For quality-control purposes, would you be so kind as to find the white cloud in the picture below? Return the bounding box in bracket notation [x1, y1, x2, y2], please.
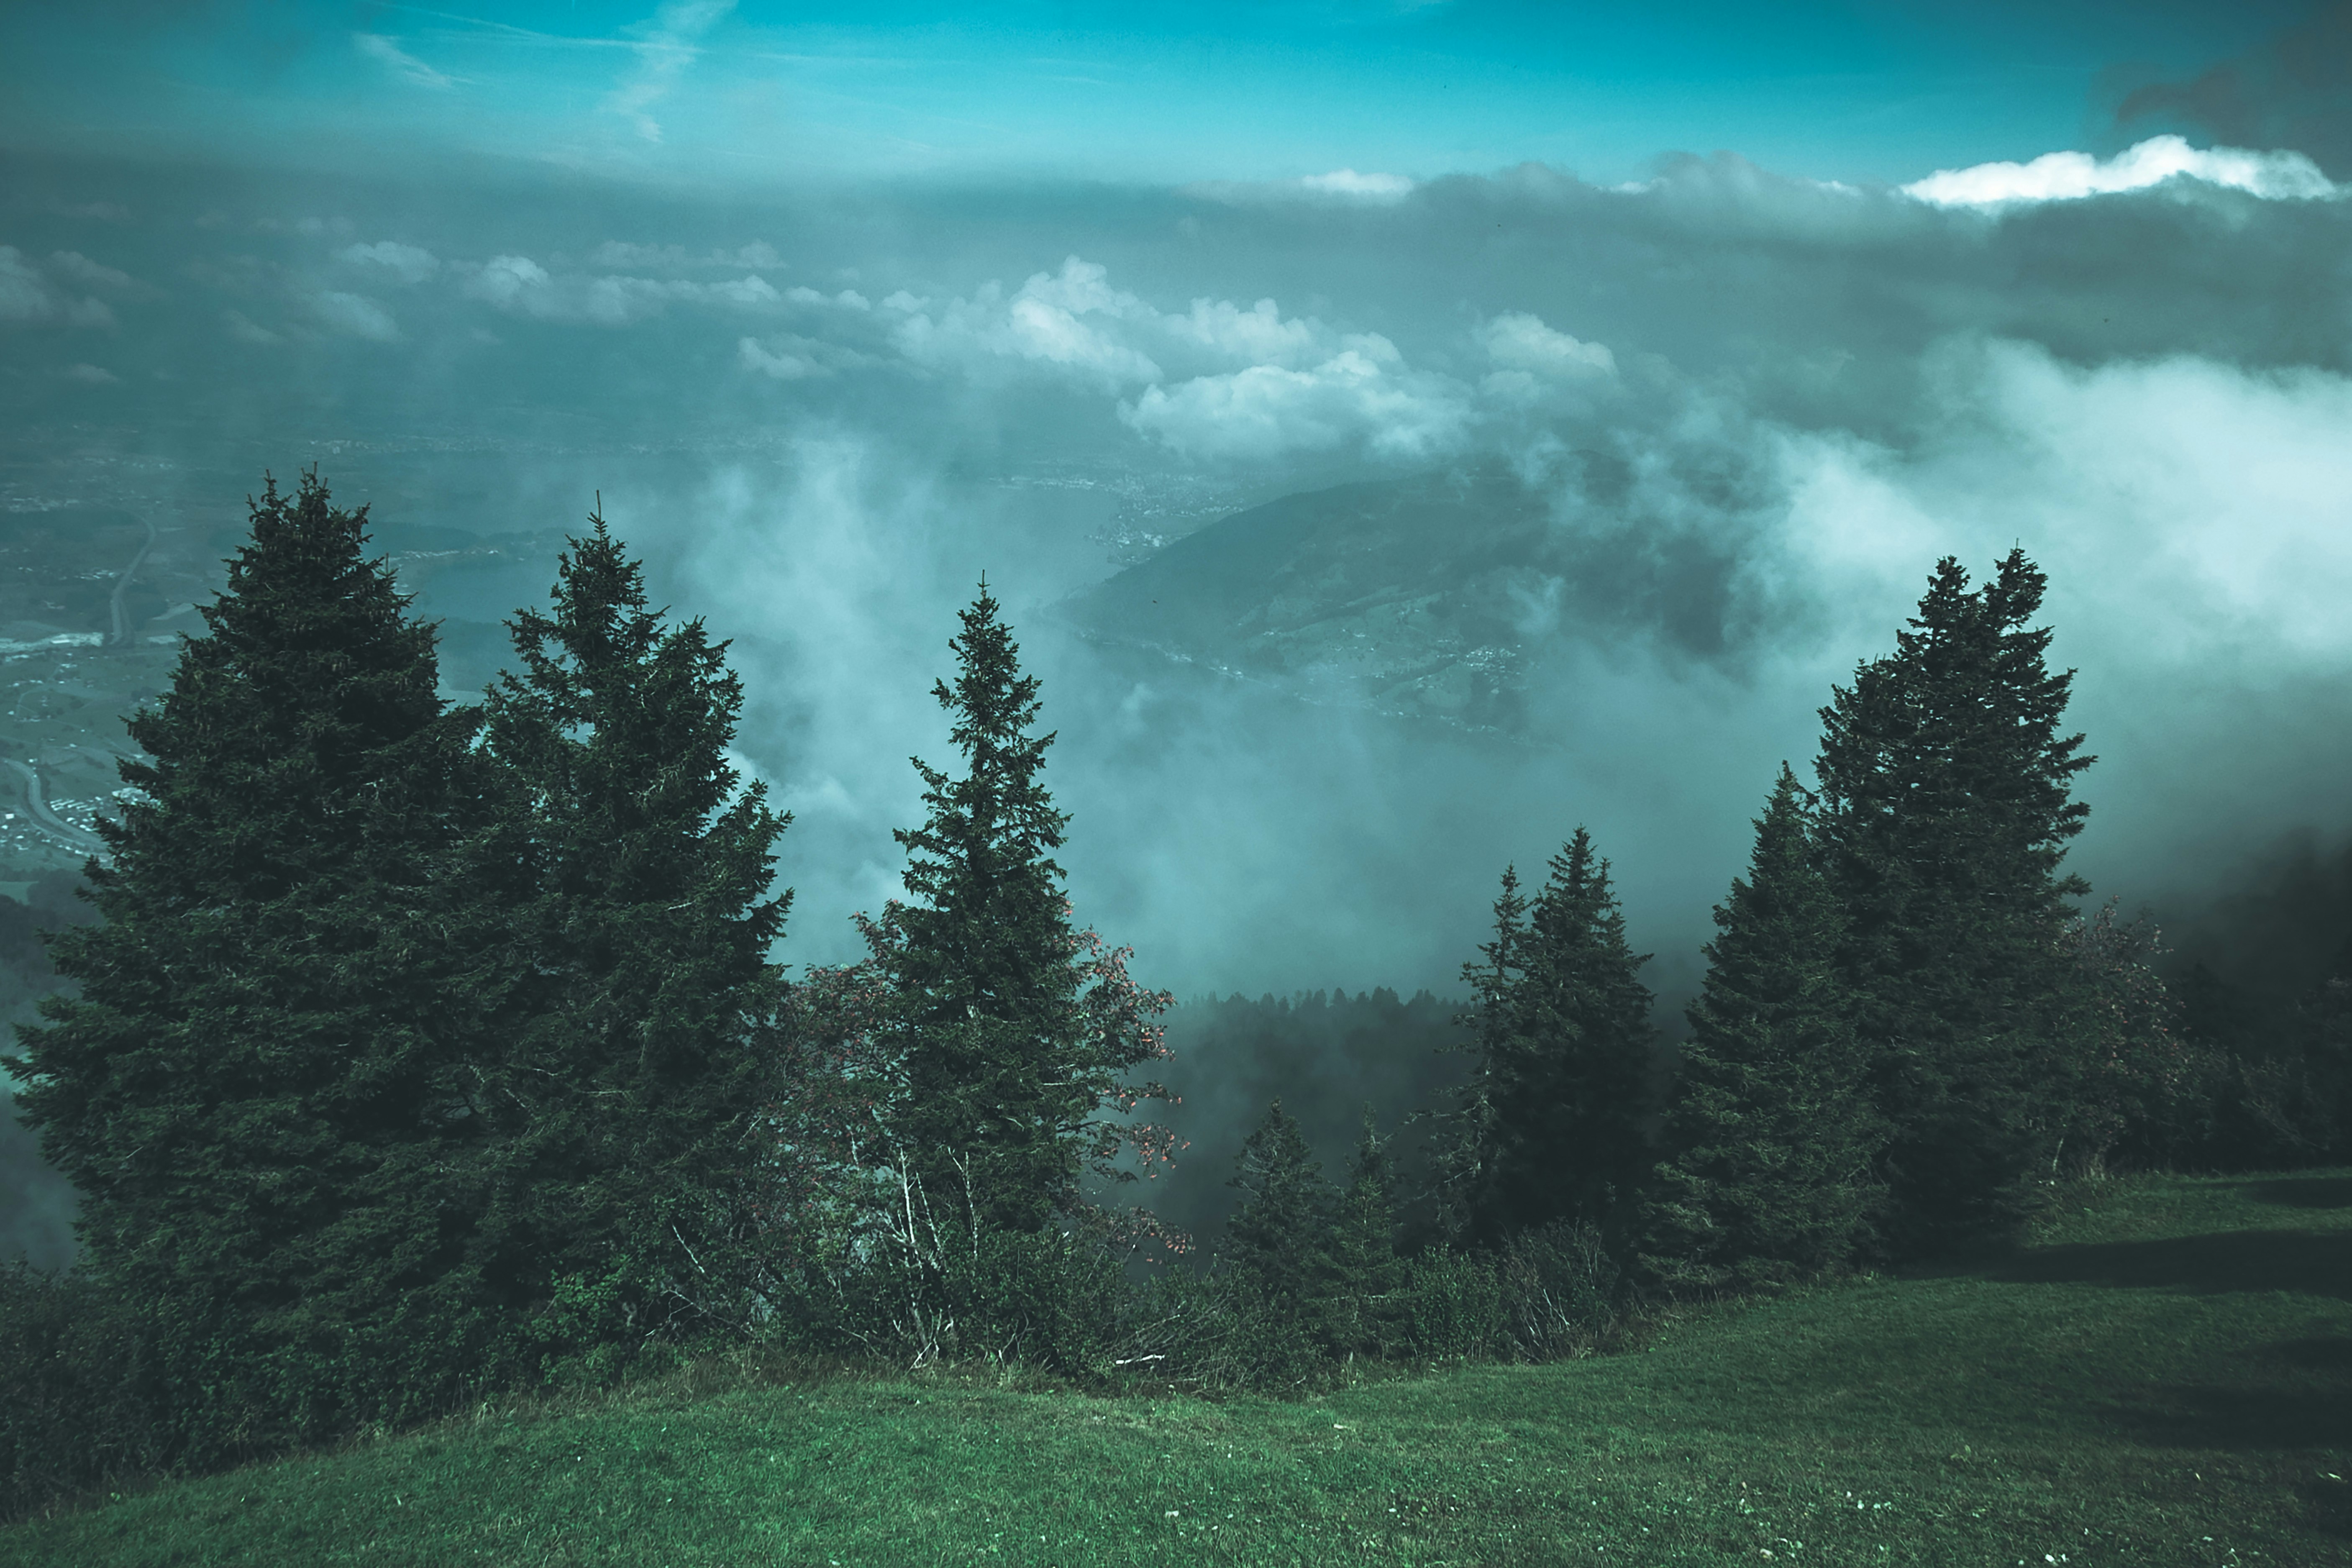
[1480, 312, 1614, 379]
[605, 0, 735, 143]
[464, 253, 553, 313]
[889, 255, 1530, 459]
[355, 33, 456, 91]
[894, 257, 1166, 383]
[223, 309, 281, 345]
[737, 332, 878, 379]
[1766, 340, 2352, 678]
[307, 290, 398, 341]
[463, 251, 779, 324]
[1299, 169, 1415, 200]
[740, 336, 823, 379]
[787, 285, 871, 310]
[1121, 337, 1471, 461]
[1166, 297, 1322, 367]
[47, 251, 136, 290]
[1192, 169, 1419, 205]
[0, 246, 112, 327]
[892, 256, 1356, 393]
[1903, 135, 2336, 208]
[62, 363, 116, 385]
[0, 248, 57, 323]
[338, 241, 440, 285]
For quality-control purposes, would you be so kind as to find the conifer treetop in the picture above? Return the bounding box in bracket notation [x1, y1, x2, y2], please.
[898, 578, 1070, 907]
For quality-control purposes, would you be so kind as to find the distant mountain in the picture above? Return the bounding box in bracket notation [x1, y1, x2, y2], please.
[1059, 469, 1549, 728]
[1059, 463, 1741, 730]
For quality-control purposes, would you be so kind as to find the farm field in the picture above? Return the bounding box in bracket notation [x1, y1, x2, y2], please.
[6, 1170, 2348, 1567]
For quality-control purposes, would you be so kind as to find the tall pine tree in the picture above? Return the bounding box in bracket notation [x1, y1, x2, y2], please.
[1223, 1098, 1338, 1310]
[1641, 766, 1879, 1293]
[1814, 550, 2091, 1254]
[474, 511, 791, 1353]
[1447, 830, 1655, 1248]
[8, 472, 510, 1439]
[874, 582, 1166, 1235]
[1327, 1106, 1404, 1355]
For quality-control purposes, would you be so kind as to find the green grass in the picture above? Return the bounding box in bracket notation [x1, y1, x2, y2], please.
[10, 1171, 2352, 1566]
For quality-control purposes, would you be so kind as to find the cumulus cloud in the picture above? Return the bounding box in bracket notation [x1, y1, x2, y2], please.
[47, 251, 136, 291]
[0, 248, 53, 323]
[338, 241, 440, 284]
[888, 256, 1347, 388]
[1478, 311, 1616, 404]
[739, 337, 823, 379]
[307, 290, 398, 340]
[222, 309, 281, 345]
[893, 258, 1167, 383]
[883, 258, 1624, 459]
[1195, 169, 1419, 204]
[62, 363, 116, 385]
[738, 332, 879, 379]
[461, 252, 779, 324]
[605, 0, 735, 143]
[1299, 169, 1416, 200]
[1891, 344, 2352, 666]
[1903, 134, 2336, 207]
[787, 285, 871, 310]
[355, 33, 456, 91]
[1168, 297, 1322, 367]
[1121, 337, 1471, 461]
[0, 246, 113, 327]
[464, 253, 553, 313]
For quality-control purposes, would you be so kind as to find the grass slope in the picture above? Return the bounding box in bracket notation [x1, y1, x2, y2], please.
[10, 1172, 2351, 1567]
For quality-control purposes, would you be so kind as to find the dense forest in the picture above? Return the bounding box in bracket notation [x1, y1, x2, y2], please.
[2, 472, 2349, 1520]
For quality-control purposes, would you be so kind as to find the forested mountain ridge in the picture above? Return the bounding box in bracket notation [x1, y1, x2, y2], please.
[1061, 468, 1555, 729]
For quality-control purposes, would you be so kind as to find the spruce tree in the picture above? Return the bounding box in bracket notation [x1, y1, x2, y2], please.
[1814, 550, 2091, 1253]
[474, 511, 790, 1351]
[1642, 766, 1879, 1294]
[876, 582, 1162, 1235]
[1224, 1099, 1337, 1302]
[1450, 830, 1656, 1248]
[1327, 1106, 1404, 1354]
[7, 472, 508, 1438]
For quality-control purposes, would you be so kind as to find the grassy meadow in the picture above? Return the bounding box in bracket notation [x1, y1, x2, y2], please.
[8, 1170, 2349, 1567]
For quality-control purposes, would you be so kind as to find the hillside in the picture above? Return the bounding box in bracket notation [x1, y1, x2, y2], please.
[1056, 461, 1739, 732]
[9, 1169, 2348, 1565]
[1058, 468, 1553, 730]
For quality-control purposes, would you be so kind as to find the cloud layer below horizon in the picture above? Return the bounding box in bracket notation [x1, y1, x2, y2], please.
[2, 133, 2349, 1007]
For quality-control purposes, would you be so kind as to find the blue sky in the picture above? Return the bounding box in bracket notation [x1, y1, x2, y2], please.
[0, 1, 2315, 186]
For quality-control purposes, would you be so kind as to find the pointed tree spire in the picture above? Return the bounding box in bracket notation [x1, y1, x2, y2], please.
[1450, 828, 1656, 1248]
[1814, 549, 2093, 1253]
[8, 471, 508, 1441]
[1642, 765, 1880, 1293]
[876, 582, 1168, 1235]
[475, 502, 792, 1348]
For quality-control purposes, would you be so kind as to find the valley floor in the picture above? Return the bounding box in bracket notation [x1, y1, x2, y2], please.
[9, 1171, 2350, 1566]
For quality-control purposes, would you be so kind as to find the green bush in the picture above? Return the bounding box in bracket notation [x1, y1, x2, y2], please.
[1394, 1248, 1504, 1360]
[1494, 1221, 1622, 1360]
[771, 1224, 1131, 1378]
[0, 1266, 174, 1522]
